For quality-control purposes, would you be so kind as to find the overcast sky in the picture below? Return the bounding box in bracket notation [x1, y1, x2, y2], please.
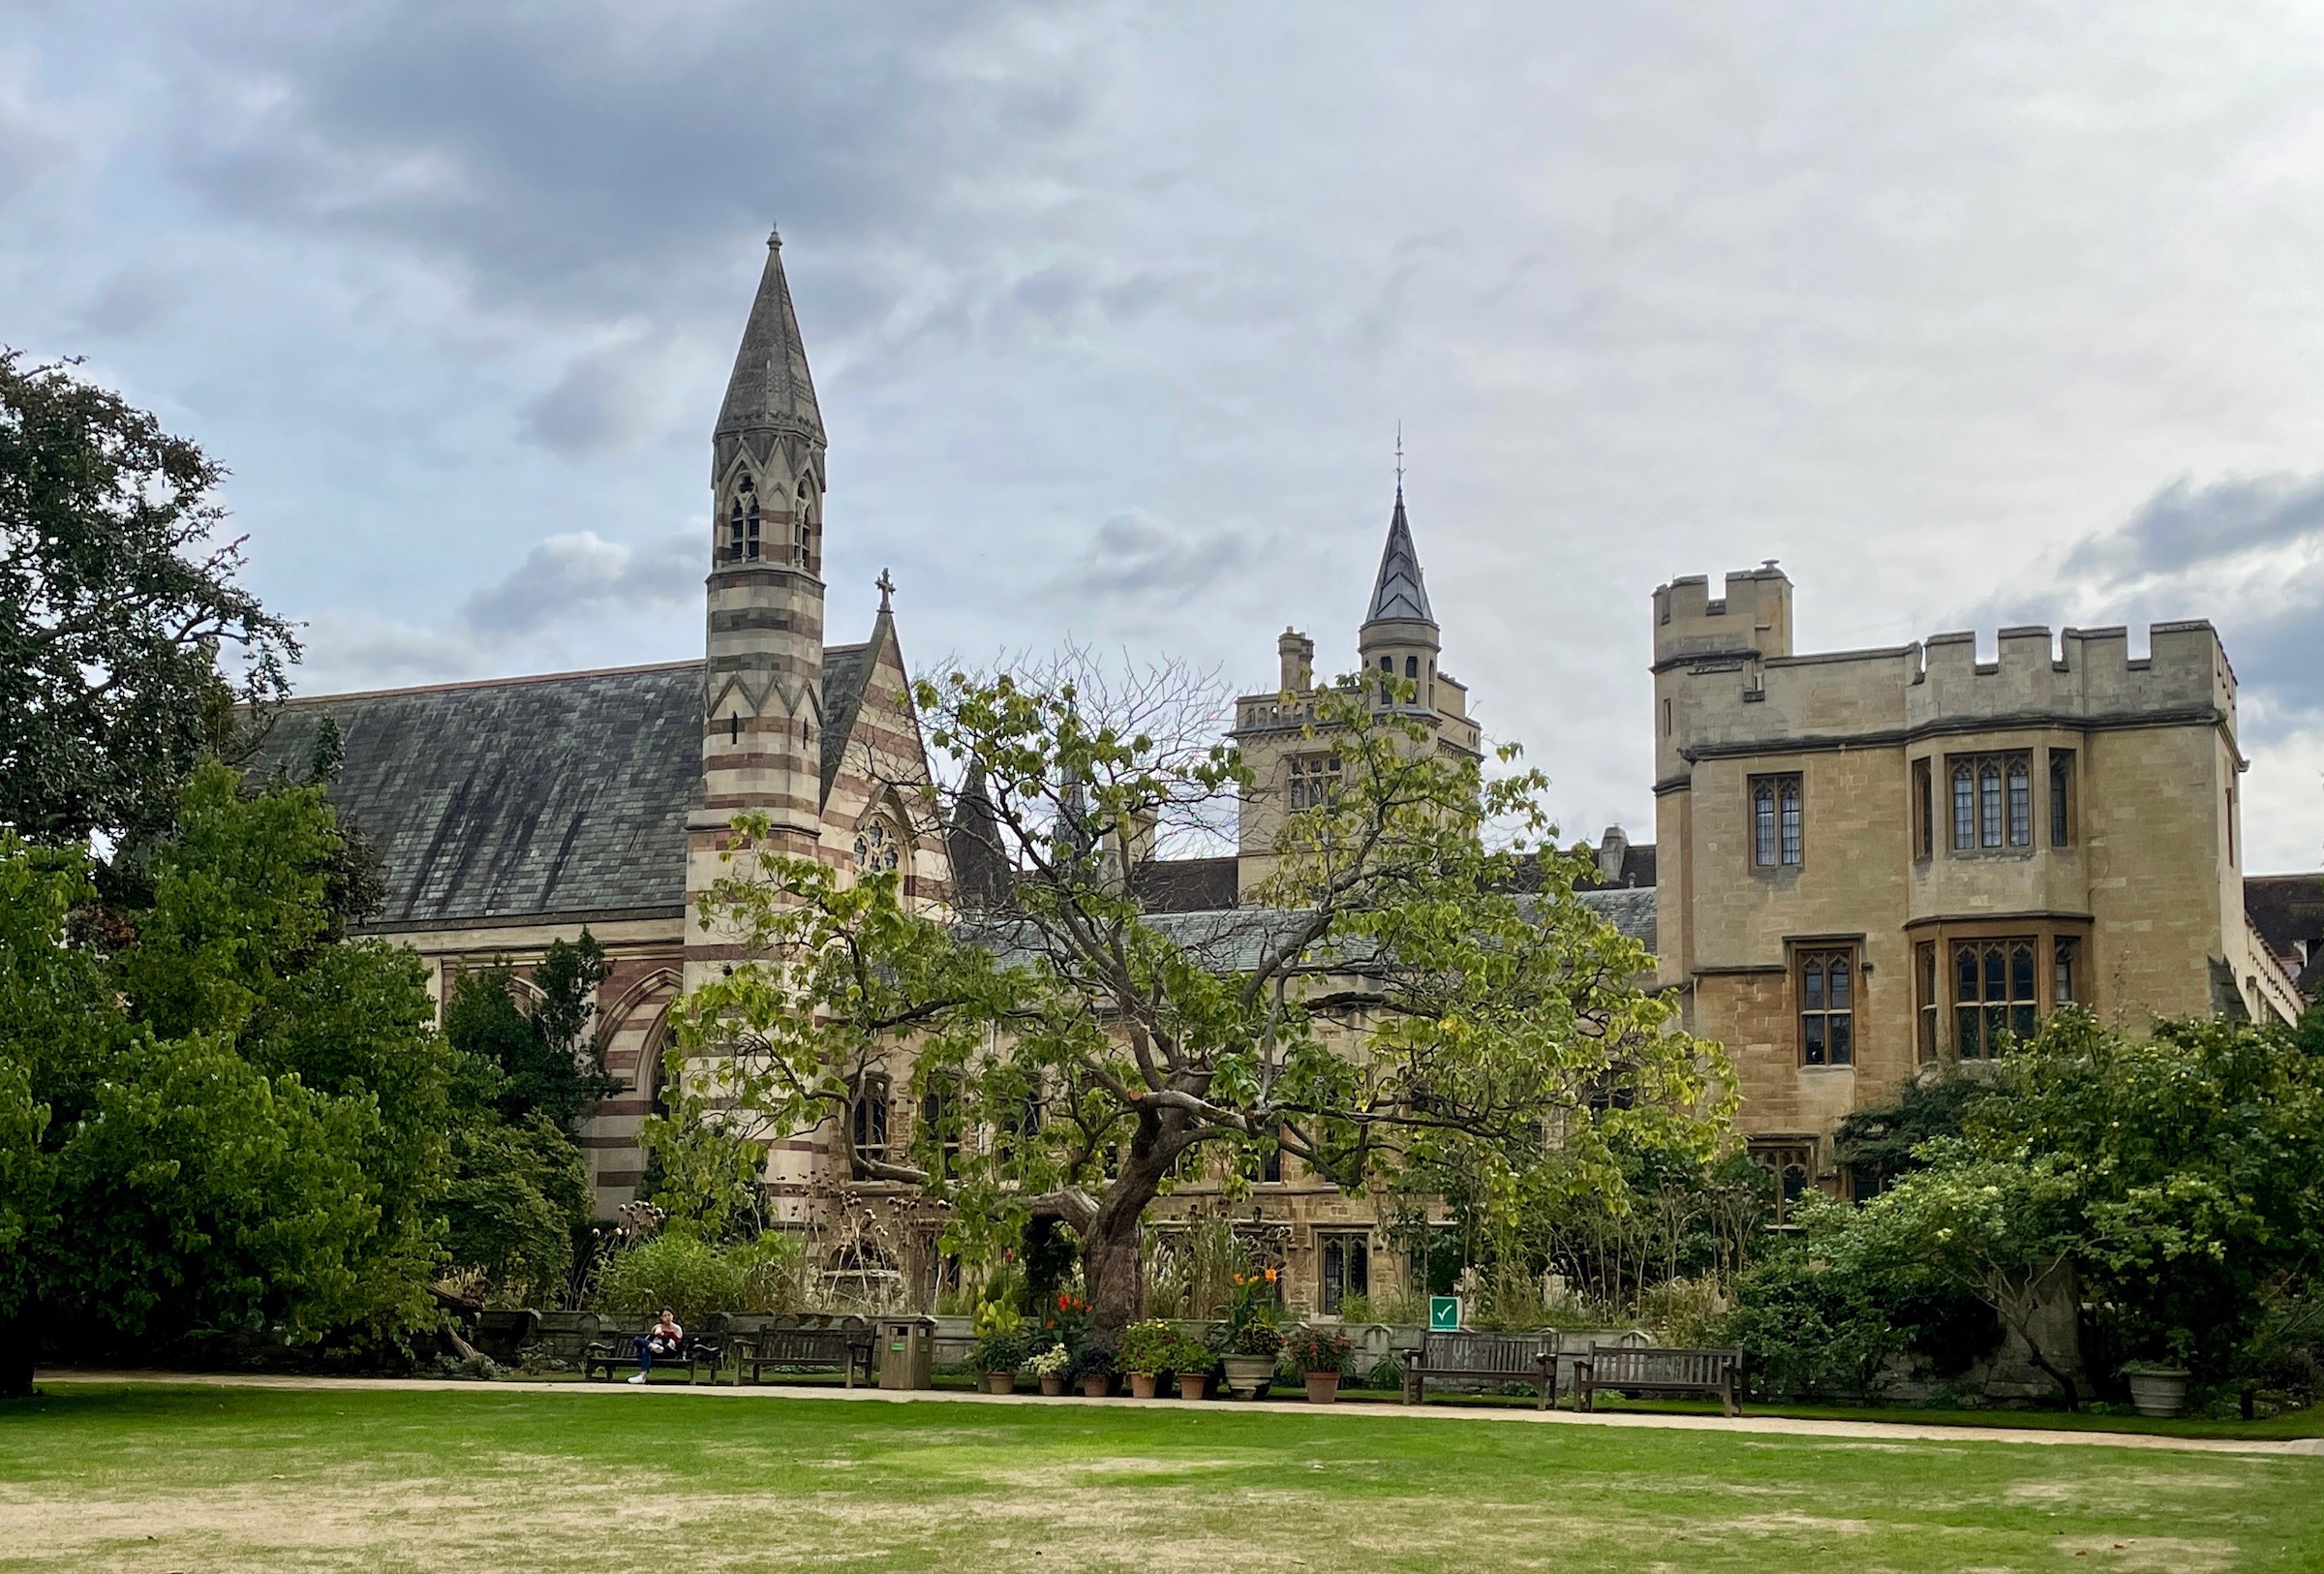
[6, 1, 2322, 870]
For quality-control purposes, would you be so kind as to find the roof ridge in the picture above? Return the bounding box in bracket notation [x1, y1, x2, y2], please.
[281, 658, 705, 705]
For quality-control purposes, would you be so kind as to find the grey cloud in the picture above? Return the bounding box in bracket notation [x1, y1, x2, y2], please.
[1053, 510, 1250, 606]
[459, 531, 699, 638]
[0, 65, 67, 207]
[75, 263, 189, 337]
[520, 336, 667, 459]
[156, 1, 1104, 324]
[2064, 472, 2324, 585]
[1966, 468, 2324, 731]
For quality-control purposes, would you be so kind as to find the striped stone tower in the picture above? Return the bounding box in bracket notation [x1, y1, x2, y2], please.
[687, 229, 829, 993]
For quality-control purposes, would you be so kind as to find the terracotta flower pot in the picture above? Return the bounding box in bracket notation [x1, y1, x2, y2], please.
[984, 1371, 1016, 1395]
[1176, 1371, 1209, 1401]
[1129, 1372, 1159, 1400]
[1083, 1373, 1113, 1398]
[1304, 1373, 1341, 1404]
[1039, 1373, 1065, 1397]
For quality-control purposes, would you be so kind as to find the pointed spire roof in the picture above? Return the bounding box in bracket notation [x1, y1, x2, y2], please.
[1363, 487, 1435, 627]
[946, 760, 1012, 912]
[716, 230, 825, 448]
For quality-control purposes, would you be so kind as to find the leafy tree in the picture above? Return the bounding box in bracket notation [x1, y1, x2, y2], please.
[1791, 1006, 2324, 1406]
[676, 658, 1728, 1337]
[442, 934, 615, 1136]
[0, 763, 455, 1394]
[1963, 1007, 2324, 1382]
[0, 352, 297, 853]
[1831, 1065, 1987, 1198]
[442, 1111, 589, 1299]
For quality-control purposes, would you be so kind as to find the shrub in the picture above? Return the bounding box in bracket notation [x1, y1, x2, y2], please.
[1283, 1325, 1355, 1376]
[1170, 1331, 1216, 1373]
[596, 1234, 742, 1326]
[1228, 1320, 1286, 1358]
[1116, 1319, 1182, 1375]
[1024, 1343, 1072, 1378]
[1069, 1343, 1116, 1382]
[970, 1299, 1028, 1373]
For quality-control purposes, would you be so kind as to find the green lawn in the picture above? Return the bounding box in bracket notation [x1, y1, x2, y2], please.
[6, 1383, 2323, 1573]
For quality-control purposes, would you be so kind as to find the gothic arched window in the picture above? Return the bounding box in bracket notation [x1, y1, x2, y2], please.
[726, 476, 761, 563]
[853, 818, 901, 876]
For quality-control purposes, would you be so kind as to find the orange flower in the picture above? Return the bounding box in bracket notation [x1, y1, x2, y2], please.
[1264, 1268, 1278, 1282]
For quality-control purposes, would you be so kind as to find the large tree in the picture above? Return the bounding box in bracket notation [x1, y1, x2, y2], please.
[0, 763, 452, 1396]
[674, 659, 1727, 1336]
[0, 352, 297, 853]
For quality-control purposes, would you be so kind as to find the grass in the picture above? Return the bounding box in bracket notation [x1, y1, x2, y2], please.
[5, 1383, 2324, 1572]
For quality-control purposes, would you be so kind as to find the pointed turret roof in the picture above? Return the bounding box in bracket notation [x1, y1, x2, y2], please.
[946, 761, 1012, 912]
[1363, 487, 1435, 627]
[716, 230, 824, 447]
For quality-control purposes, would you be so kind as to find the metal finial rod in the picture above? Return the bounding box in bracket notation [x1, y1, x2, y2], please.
[1394, 421, 1404, 491]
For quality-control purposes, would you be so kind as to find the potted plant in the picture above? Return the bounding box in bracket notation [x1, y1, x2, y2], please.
[971, 1302, 1027, 1396]
[1026, 1342, 1073, 1397]
[2122, 1361, 2192, 1418]
[1072, 1343, 1116, 1399]
[1116, 1319, 1180, 1400]
[1284, 1325, 1355, 1404]
[1215, 1270, 1286, 1399]
[1174, 1331, 1215, 1402]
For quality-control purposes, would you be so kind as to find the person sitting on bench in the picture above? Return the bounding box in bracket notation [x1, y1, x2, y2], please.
[627, 1309, 683, 1384]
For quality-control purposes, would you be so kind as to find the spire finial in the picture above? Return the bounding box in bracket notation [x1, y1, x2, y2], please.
[1394, 421, 1404, 494]
[875, 568, 896, 610]
[768, 222, 781, 250]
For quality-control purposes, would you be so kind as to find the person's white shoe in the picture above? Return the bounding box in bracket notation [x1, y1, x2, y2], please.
[627, 1373, 647, 1384]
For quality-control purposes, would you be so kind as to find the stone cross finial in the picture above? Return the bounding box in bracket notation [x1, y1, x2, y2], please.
[875, 569, 896, 609]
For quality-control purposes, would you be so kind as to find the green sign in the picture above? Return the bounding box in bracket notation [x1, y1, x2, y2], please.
[1428, 1295, 1461, 1332]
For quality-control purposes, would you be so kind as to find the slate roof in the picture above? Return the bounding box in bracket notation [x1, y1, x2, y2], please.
[1575, 886, 1657, 951]
[1133, 856, 1242, 913]
[246, 651, 886, 933]
[2245, 873, 2324, 1000]
[246, 663, 706, 930]
[1363, 488, 1436, 627]
[818, 641, 870, 800]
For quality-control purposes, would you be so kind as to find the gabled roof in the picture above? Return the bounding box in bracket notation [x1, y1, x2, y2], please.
[1363, 488, 1435, 627]
[245, 663, 706, 929]
[716, 231, 824, 449]
[818, 641, 871, 802]
[248, 645, 883, 932]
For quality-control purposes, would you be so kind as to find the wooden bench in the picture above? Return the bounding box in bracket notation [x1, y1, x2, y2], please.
[737, 1323, 875, 1388]
[1399, 1332, 1558, 1409]
[1574, 1343, 1743, 1416]
[584, 1328, 724, 1384]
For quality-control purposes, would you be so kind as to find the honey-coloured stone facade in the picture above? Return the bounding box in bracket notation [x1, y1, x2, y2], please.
[1651, 565, 2304, 1194]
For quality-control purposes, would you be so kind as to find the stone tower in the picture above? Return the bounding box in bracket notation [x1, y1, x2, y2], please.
[1357, 486, 1441, 713]
[687, 231, 829, 990]
[1231, 482, 1481, 895]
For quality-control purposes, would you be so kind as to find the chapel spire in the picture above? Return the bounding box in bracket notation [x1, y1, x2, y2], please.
[713, 228, 825, 479]
[1362, 486, 1436, 629]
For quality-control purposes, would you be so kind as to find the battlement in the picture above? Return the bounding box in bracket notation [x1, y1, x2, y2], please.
[1652, 568, 2241, 771]
[1909, 620, 2235, 725]
[1653, 564, 1793, 666]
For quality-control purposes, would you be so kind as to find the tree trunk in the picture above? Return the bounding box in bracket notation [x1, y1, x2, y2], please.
[1083, 1128, 1173, 1342]
[0, 1312, 37, 1399]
